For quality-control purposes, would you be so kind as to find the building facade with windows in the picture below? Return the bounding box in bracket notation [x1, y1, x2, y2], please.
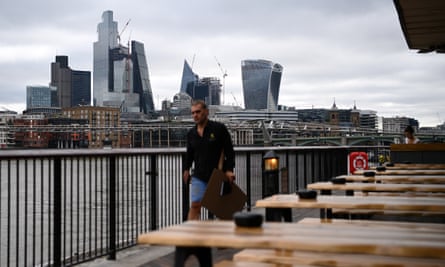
[26, 85, 54, 109]
[50, 55, 91, 108]
[241, 59, 283, 111]
[63, 106, 121, 148]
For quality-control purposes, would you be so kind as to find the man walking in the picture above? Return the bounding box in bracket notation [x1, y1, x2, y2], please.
[183, 100, 235, 220]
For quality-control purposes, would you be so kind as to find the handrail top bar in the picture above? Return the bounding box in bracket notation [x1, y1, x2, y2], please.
[0, 145, 387, 159]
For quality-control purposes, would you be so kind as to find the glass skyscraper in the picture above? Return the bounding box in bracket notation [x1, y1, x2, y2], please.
[132, 41, 155, 113]
[93, 10, 118, 107]
[241, 59, 283, 111]
[179, 60, 198, 93]
[93, 10, 155, 114]
[71, 70, 91, 106]
[179, 59, 221, 105]
[26, 86, 52, 109]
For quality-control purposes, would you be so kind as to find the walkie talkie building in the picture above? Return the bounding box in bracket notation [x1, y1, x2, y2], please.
[241, 59, 283, 111]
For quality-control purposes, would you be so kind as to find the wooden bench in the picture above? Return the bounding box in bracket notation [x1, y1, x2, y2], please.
[296, 217, 445, 230]
[354, 191, 445, 198]
[232, 217, 445, 266]
[378, 163, 445, 170]
[339, 174, 445, 184]
[307, 181, 445, 196]
[233, 249, 445, 267]
[331, 208, 445, 217]
[214, 259, 304, 267]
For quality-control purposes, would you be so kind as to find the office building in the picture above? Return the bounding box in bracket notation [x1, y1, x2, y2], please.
[179, 60, 198, 93]
[186, 77, 221, 105]
[50, 55, 91, 108]
[93, 10, 155, 114]
[383, 116, 419, 134]
[26, 85, 54, 109]
[178, 60, 221, 105]
[132, 41, 155, 114]
[241, 59, 283, 111]
[72, 70, 91, 106]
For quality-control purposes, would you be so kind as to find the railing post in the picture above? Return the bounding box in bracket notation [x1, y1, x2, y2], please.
[108, 156, 116, 260]
[245, 151, 251, 211]
[150, 155, 158, 230]
[53, 158, 62, 267]
[182, 153, 190, 222]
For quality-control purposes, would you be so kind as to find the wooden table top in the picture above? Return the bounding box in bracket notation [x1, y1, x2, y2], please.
[380, 163, 445, 170]
[137, 220, 445, 259]
[339, 174, 445, 184]
[354, 169, 445, 175]
[307, 182, 445, 193]
[255, 194, 445, 212]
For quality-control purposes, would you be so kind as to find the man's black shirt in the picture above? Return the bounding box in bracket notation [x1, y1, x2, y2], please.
[184, 120, 235, 182]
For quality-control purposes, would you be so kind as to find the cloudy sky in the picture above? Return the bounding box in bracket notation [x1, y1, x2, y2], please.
[0, 0, 444, 127]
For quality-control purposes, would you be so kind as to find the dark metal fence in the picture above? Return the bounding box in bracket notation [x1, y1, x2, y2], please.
[0, 145, 388, 266]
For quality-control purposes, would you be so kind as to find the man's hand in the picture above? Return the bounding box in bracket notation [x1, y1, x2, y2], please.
[225, 170, 235, 183]
[183, 170, 191, 184]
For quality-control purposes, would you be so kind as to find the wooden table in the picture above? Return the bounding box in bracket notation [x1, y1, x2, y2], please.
[138, 220, 445, 267]
[379, 163, 445, 170]
[255, 194, 445, 219]
[307, 181, 445, 196]
[354, 169, 445, 175]
[339, 174, 445, 184]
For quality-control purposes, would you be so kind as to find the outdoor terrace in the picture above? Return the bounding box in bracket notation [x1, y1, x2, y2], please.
[0, 145, 386, 267]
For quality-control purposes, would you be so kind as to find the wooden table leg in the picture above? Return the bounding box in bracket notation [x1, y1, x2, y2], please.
[320, 208, 333, 219]
[174, 246, 212, 267]
[266, 208, 292, 222]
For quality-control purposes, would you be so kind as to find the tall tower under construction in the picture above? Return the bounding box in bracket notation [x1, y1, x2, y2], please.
[93, 10, 155, 114]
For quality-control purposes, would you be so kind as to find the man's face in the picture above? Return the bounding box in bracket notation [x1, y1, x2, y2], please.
[191, 104, 208, 124]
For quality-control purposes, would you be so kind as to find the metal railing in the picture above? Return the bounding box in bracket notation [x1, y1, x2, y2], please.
[0, 145, 388, 266]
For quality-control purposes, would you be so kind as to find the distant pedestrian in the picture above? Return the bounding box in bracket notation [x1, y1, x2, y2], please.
[183, 100, 235, 220]
[404, 125, 420, 144]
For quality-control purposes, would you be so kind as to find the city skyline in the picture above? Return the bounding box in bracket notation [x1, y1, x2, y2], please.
[1, 1, 444, 126]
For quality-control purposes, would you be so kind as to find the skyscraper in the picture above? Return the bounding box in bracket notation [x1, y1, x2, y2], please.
[50, 55, 91, 108]
[186, 77, 221, 105]
[241, 59, 283, 111]
[179, 60, 198, 93]
[93, 10, 155, 114]
[93, 10, 118, 107]
[71, 70, 91, 106]
[179, 59, 221, 105]
[132, 41, 155, 113]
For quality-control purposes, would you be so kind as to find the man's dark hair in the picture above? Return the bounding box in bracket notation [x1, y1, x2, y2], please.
[404, 125, 414, 134]
[192, 100, 207, 109]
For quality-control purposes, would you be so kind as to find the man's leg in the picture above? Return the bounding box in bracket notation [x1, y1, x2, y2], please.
[188, 201, 201, 220]
[188, 177, 206, 220]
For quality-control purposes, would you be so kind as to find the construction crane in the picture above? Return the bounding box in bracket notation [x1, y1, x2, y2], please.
[230, 92, 241, 107]
[118, 19, 131, 45]
[214, 56, 227, 105]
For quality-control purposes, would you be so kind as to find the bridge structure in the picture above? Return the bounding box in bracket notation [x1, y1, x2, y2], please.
[269, 133, 445, 147]
[3, 119, 445, 148]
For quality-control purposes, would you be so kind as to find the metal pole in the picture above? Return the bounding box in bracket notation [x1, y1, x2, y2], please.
[53, 158, 62, 267]
[108, 156, 116, 260]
